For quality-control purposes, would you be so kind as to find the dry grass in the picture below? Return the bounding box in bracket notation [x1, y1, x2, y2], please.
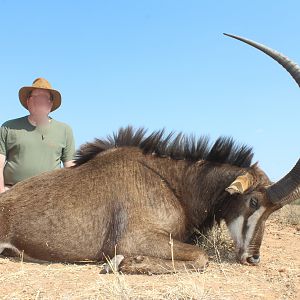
[293, 199, 300, 205]
[272, 204, 300, 226]
[0, 259, 211, 299]
[194, 222, 235, 264]
[95, 272, 209, 300]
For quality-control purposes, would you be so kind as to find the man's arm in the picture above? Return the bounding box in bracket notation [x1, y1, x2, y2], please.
[61, 125, 75, 168]
[63, 160, 75, 168]
[0, 154, 6, 193]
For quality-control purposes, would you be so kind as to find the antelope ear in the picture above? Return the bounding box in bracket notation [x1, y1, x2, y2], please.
[225, 173, 254, 195]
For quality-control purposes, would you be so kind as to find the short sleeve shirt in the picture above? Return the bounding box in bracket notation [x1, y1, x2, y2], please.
[0, 116, 75, 185]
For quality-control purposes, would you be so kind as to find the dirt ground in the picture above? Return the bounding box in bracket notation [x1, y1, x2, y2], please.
[0, 206, 299, 300]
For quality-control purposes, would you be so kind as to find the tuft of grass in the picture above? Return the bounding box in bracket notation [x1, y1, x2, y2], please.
[293, 198, 300, 205]
[193, 222, 235, 263]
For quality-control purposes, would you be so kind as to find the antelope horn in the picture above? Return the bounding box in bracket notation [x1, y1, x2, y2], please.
[223, 33, 300, 88]
[266, 159, 300, 205]
[224, 33, 300, 205]
[226, 173, 254, 195]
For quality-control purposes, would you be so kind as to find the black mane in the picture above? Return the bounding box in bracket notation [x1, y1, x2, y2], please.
[74, 126, 253, 168]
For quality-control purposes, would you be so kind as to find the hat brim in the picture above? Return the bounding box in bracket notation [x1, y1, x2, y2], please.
[19, 86, 61, 112]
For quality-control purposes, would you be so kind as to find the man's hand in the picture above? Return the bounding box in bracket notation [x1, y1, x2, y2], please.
[0, 153, 6, 193]
[63, 160, 75, 168]
[0, 186, 9, 193]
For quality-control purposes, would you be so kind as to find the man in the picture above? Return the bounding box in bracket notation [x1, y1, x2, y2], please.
[0, 78, 75, 193]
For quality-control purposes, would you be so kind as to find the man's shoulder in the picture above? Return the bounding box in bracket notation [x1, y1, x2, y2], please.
[50, 119, 73, 131]
[1, 116, 28, 128]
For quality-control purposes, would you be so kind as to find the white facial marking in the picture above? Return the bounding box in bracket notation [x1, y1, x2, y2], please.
[228, 206, 266, 253]
[228, 216, 244, 248]
[244, 206, 266, 250]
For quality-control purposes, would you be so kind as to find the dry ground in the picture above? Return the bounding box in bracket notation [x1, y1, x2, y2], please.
[0, 206, 299, 300]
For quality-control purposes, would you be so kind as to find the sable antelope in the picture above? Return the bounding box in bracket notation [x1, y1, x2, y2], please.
[0, 34, 299, 274]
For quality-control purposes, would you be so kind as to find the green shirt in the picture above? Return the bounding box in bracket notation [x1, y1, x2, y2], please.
[0, 116, 75, 185]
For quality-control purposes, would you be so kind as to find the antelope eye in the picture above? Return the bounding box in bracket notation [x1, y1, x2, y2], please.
[250, 198, 259, 209]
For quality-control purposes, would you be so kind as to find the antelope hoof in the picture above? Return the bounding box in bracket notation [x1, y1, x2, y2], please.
[100, 254, 124, 274]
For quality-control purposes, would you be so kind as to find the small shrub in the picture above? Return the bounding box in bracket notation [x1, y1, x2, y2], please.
[271, 204, 300, 226]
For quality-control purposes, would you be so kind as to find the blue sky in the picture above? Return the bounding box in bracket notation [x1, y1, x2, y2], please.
[1, 1, 299, 181]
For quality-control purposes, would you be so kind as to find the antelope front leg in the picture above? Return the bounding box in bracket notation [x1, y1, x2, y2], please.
[117, 233, 208, 274]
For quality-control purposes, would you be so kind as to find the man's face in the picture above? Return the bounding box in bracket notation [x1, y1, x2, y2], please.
[27, 89, 53, 117]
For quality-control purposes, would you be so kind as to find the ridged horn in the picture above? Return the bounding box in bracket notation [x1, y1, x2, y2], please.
[266, 159, 300, 205]
[224, 33, 300, 205]
[225, 173, 254, 195]
[223, 33, 300, 88]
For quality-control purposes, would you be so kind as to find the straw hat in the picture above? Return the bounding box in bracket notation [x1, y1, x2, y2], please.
[18, 78, 61, 112]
